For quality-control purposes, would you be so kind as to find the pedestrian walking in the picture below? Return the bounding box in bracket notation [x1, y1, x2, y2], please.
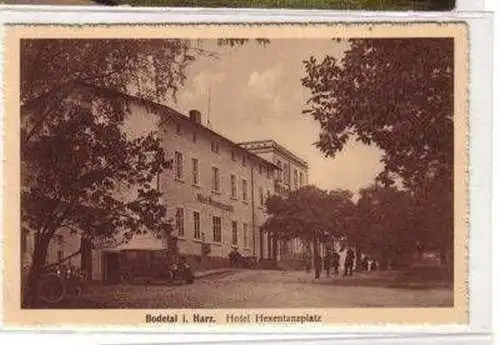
[323, 251, 332, 278]
[228, 248, 242, 268]
[344, 248, 355, 277]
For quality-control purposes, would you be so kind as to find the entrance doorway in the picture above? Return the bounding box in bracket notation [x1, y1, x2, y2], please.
[103, 251, 120, 284]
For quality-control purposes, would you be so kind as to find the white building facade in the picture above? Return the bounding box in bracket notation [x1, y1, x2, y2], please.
[21, 83, 311, 281]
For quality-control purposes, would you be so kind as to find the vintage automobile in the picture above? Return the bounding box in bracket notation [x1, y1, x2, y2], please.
[228, 249, 258, 269]
[117, 249, 194, 285]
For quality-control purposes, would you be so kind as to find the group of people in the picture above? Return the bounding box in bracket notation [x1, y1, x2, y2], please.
[308, 248, 377, 279]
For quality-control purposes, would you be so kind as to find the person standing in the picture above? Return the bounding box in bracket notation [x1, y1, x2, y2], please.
[228, 248, 241, 268]
[361, 256, 369, 272]
[331, 250, 340, 275]
[344, 248, 355, 277]
[323, 251, 332, 278]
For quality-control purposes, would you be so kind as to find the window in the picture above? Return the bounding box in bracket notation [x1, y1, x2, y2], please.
[192, 131, 197, 143]
[242, 179, 248, 201]
[211, 141, 219, 154]
[259, 165, 264, 175]
[176, 123, 181, 135]
[277, 160, 282, 182]
[192, 158, 199, 185]
[242, 154, 247, 167]
[294, 169, 299, 189]
[213, 216, 222, 243]
[175, 207, 184, 237]
[212, 167, 220, 192]
[175, 151, 183, 180]
[243, 223, 248, 248]
[259, 186, 264, 206]
[230, 174, 237, 198]
[299, 172, 304, 187]
[267, 166, 272, 179]
[232, 221, 238, 246]
[193, 211, 201, 240]
[231, 151, 237, 161]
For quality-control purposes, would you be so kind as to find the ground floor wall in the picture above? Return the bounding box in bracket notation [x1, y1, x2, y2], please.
[22, 228, 362, 284]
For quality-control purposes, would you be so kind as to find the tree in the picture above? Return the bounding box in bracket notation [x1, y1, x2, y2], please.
[355, 184, 418, 270]
[21, 38, 270, 307]
[21, 39, 268, 146]
[302, 38, 454, 256]
[21, 39, 203, 307]
[22, 100, 175, 307]
[262, 186, 355, 278]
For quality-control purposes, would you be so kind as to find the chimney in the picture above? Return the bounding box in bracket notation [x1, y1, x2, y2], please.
[189, 109, 202, 124]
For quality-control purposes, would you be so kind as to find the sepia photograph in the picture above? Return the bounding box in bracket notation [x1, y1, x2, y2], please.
[3, 23, 468, 326]
[0, 0, 456, 11]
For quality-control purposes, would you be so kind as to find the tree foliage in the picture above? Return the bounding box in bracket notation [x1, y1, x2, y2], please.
[21, 39, 199, 252]
[21, 38, 269, 306]
[21, 91, 174, 306]
[263, 186, 355, 242]
[263, 186, 355, 278]
[20, 39, 203, 306]
[355, 184, 418, 269]
[302, 38, 454, 254]
[22, 102, 172, 244]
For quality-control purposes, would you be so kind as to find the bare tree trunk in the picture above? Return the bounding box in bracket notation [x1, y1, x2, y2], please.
[355, 246, 362, 272]
[23, 233, 50, 308]
[313, 234, 321, 279]
[81, 236, 92, 280]
[272, 234, 278, 262]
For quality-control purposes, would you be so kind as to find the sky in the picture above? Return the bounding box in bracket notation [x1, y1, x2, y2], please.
[166, 39, 385, 195]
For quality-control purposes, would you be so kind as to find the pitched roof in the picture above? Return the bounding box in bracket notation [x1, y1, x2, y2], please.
[23, 81, 281, 170]
[238, 139, 309, 169]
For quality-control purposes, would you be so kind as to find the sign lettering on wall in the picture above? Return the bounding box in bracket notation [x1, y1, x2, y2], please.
[196, 193, 234, 212]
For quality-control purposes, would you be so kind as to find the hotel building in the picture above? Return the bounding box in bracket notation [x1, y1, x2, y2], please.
[21, 83, 310, 281]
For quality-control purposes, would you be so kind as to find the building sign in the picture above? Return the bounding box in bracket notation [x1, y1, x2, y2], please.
[196, 193, 234, 212]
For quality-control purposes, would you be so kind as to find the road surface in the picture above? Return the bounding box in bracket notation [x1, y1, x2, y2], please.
[65, 269, 453, 308]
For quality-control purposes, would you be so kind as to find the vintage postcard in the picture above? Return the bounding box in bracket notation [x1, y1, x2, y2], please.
[2, 22, 468, 327]
[0, 0, 456, 11]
